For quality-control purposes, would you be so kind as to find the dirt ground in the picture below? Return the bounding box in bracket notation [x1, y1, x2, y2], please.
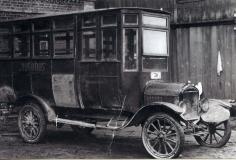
[1, 118, 236, 159]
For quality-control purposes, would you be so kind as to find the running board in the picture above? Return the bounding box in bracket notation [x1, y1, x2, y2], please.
[54, 117, 128, 131]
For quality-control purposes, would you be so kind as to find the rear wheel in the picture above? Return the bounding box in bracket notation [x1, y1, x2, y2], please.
[18, 103, 47, 143]
[142, 113, 185, 159]
[194, 120, 231, 147]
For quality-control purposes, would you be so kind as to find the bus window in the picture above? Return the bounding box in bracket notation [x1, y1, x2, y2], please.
[34, 33, 50, 57]
[123, 14, 138, 25]
[54, 31, 74, 56]
[123, 28, 138, 71]
[54, 17, 74, 30]
[34, 19, 51, 31]
[14, 34, 30, 57]
[82, 31, 96, 60]
[102, 15, 117, 26]
[143, 29, 168, 56]
[0, 26, 11, 58]
[102, 29, 116, 60]
[142, 15, 167, 28]
[83, 15, 96, 28]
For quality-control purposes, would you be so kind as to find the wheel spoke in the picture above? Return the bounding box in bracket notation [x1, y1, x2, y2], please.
[215, 128, 225, 131]
[165, 141, 174, 152]
[163, 119, 166, 131]
[166, 132, 177, 137]
[166, 138, 177, 145]
[203, 133, 209, 142]
[210, 134, 213, 144]
[156, 120, 162, 131]
[216, 121, 224, 127]
[165, 125, 173, 134]
[152, 139, 160, 148]
[163, 142, 168, 154]
[213, 134, 219, 143]
[215, 131, 223, 138]
[158, 141, 162, 153]
[150, 123, 160, 133]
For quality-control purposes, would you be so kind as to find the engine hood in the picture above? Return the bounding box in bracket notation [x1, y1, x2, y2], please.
[144, 81, 198, 96]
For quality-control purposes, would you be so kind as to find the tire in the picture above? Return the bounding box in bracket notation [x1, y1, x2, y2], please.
[194, 120, 231, 148]
[18, 102, 47, 143]
[71, 125, 94, 135]
[142, 113, 185, 159]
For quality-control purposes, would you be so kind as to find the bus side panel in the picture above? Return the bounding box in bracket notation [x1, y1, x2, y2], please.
[31, 60, 54, 105]
[78, 62, 121, 109]
[13, 61, 32, 97]
[0, 61, 12, 88]
[52, 59, 78, 108]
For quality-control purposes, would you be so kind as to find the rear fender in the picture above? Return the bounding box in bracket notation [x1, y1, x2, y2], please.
[16, 95, 56, 122]
[126, 102, 184, 127]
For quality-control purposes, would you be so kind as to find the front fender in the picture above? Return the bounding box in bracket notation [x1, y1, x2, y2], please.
[201, 99, 231, 123]
[124, 102, 184, 127]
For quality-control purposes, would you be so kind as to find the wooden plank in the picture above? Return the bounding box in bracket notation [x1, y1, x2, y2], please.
[231, 24, 236, 99]
[209, 26, 218, 98]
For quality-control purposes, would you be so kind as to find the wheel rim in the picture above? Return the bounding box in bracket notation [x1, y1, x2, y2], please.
[198, 121, 227, 145]
[20, 106, 41, 140]
[143, 117, 180, 157]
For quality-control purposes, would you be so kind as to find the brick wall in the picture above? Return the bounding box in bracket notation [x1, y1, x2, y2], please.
[0, 0, 95, 21]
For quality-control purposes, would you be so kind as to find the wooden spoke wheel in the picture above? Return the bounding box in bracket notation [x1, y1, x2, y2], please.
[18, 103, 47, 143]
[194, 120, 231, 148]
[142, 113, 185, 159]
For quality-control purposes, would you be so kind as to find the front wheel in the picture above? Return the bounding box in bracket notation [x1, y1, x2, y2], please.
[142, 113, 185, 159]
[194, 120, 231, 148]
[18, 103, 47, 143]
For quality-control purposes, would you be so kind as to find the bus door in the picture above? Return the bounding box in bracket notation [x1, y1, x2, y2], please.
[51, 16, 78, 108]
[78, 14, 121, 110]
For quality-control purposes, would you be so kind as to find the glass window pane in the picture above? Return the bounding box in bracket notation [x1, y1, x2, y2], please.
[14, 34, 30, 57]
[143, 15, 167, 27]
[124, 14, 138, 24]
[34, 20, 51, 31]
[143, 29, 168, 56]
[102, 15, 117, 26]
[82, 31, 96, 60]
[143, 57, 168, 71]
[54, 32, 74, 56]
[14, 23, 30, 32]
[0, 35, 10, 57]
[54, 17, 74, 29]
[83, 15, 96, 27]
[102, 29, 116, 60]
[124, 29, 138, 71]
[34, 33, 50, 56]
[0, 27, 10, 34]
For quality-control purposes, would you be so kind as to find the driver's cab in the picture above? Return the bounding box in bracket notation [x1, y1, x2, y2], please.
[78, 8, 170, 113]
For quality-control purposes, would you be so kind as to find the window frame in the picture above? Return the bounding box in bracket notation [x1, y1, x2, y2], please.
[0, 25, 12, 59]
[52, 16, 75, 59]
[123, 28, 139, 72]
[13, 33, 31, 59]
[32, 19, 52, 59]
[101, 28, 118, 61]
[142, 27, 169, 57]
[142, 13, 168, 29]
[81, 29, 97, 61]
[123, 14, 139, 26]
[141, 12, 170, 72]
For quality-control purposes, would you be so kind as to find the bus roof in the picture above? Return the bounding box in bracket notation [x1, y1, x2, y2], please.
[0, 7, 170, 23]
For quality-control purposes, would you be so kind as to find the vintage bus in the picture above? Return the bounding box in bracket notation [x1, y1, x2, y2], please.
[0, 8, 232, 159]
